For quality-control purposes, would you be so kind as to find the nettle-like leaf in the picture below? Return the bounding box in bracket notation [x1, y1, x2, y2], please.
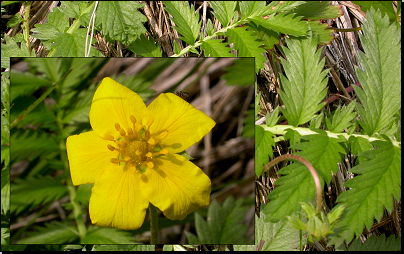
[10, 176, 67, 215]
[221, 58, 255, 86]
[331, 140, 401, 244]
[279, 34, 329, 127]
[186, 196, 250, 244]
[245, 22, 280, 50]
[96, 1, 147, 45]
[238, 1, 268, 19]
[1, 35, 32, 69]
[58, 1, 92, 27]
[128, 34, 162, 57]
[347, 234, 401, 251]
[307, 20, 335, 45]
[354, 7, 401, 136]
[249, 13, 309, 37]
[209, 1, 237, 27]
[16, 221, 78, 244]
[200, 39, 235, 57]
[255, 125, 275, 177]
[263, 130, 345, 222]
[234, 209, 304, 251]
[325, 100, 357, 133]
[82, 226, 137, 244]
[226, 27, 266, 72]
[164, 1, 201, 45]
[353, 1, 399, 23]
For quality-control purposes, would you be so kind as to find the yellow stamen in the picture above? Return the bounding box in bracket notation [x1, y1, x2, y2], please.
[159, 131, 168, 139]
[160, 149, 168, 155]
[147, 118, 154, 127]
[115, 123, 121, 131]
[148, 138, 156, 146]
[146, 152, 153, 158]
[107, 144, 115, 151]
[147, 162, 154, 169]
[104, 134, 115, 141]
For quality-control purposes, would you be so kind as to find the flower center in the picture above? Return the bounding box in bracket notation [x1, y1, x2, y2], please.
[105, 115, 168, 172]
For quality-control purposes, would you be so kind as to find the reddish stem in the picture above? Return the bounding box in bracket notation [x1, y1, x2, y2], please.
[262, 154, 322, 212]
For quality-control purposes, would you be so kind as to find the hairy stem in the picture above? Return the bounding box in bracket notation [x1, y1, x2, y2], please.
[149, 203, 159, 244]
[262, 154, 322, 213]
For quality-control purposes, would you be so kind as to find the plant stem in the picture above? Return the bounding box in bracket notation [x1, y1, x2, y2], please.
[262, 154, 322, 213]
[23, 1, 31, 51]
[149, 203, 159, 244]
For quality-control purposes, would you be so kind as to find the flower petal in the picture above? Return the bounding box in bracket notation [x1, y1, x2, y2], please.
[144, 93, 215, 154]
[66, 131, 117, 185]
[89, 164, 149, 230]
[90, 77, 146, 139]
[139, 153, 211, 220]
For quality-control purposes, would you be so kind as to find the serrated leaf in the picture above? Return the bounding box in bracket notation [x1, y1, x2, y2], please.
[278, 35, 328, 126]
[245, 22, 280, 50]
[209, 1, 237, 27]
[187, 196, 250, 244]
[255, 125, 275, 177]
[263, 130, 345, 222]
[222, 58, 255, 86]
[200, 39, 235, 57]
[238, 1, 267, 19]
[284, 128, 301, 146]
[309, 112, 324, 129]
[325, 101, 357, 133]
[265, 106, 281, 127]
[333, 140, 401, 244]
[164, 1, 201, 45]
[96, 1, 147, 45]
[347, 234, 401, 251]
[1, 35, 32, 69]
[262, 1, 307, 17]
[307, 20, 335, 45]
[226, 27, 266, 72]
[128, 34, 162, 57]
[234, 209, 304, 251]
[58, 1, 93, 27]
[11, 176, 67, 215]
[17, 221, 78, 244]
[353, 8, 401, 136]
[353, 1, 398, 23]
[6, 13, 24, 27]
[249, 13, 309, 37]
[286, 1, 342, 20]
[82, 226, 137, 244]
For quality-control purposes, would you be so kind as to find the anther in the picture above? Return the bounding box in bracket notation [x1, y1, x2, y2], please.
[104, 134, 115, 141]
[119, 128, 126, 137]
[115, 123, 121, 131]
[110, 158, 120, 164]
[130, 115, 136, 124]
[148, 138, 156, 146]
[147, 118, 154, 128]
[160, 149, 168, 155]
[107, 144, 115, 151]
[145, 130, 150, 141]
[147, 162, 154, 169]
[146, 152, 153, 158]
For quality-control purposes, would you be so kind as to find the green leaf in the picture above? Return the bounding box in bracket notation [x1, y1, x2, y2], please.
[82, 226, 137, 244]
[265, 106, 281, 127]
[347, 234, 401, 251]
[325, 101, 357, 133]
[222, 58, 255, 86]
[353, 1, 397, 23]
[96, 1, 147, 45]
[200, 39, 235, 57]
[1, 169, 10, 215]
[255, 125, 275, 177]
[278, 35, 328, 126]
[16, 221, 78, 244]
[238, 1, 267, 19]
[6, 13, 23, 27]
[128, 34, 162, 57]
[245, 22, 280, 50]
[284, 128, 301, 146]
[209, 1, 237, 26]
[164, 1, 201, 45]
[307, 20, 335, 45]
[58, 1, 93, 27]
[353, 8, 401, 136]
[234, 209, 304, 251]
[226, 27, 266, 72]
[249, 13, 309, 37]
[186, 196, 250, 244]
[332, 140, 401, 244]
[1, 35, 32, 69]
[261, 1, 307, 17]
[91, 245, 153, 251]
[11, 176, 67, 215]
[285, 1, 342, 20]
[263, 130, 345, 222]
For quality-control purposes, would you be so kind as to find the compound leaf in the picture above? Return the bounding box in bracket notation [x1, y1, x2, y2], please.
[164, 1, 201, 45]
[353, 8, 401, 136]
[332, 140, 401, 244]
[263, 130, 344, 222]
[255, 125, 275, 177]
[16, 221, 78, 244]
[279, 35, 329, 126]
[249, 13, 308, 37]
[347, 234, 401, 251]
[200, 39, 235, 57]
[226, 27, 266, 72]
[209, 1, 237, 27]
[82, 226, 137, 244]
[285, 1, 342, 20]
[325, 100, 357, 133]
[128, 34, 162, 57]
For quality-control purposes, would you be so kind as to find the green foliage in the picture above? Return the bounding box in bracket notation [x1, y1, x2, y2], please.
[249, 13, 308, 37]
[234, 209, 304, 251]
[331, 140, 401, 245]
[265, 106, 281, 127]
[353, 7, 401, 136]
[186, 196, 251, 244]
[263, 130, 345, 222]
[353, 1, 400, 23]
[325, 101, 357, 133]
[16, 221, 79, 244]
[200, 39, 235, 57]
[347, 234, 401, 251]
[1, 35, 32, 68]
[81, 226, 138, 244]
[164, 1, 201, 45]
[255, 125, 275, 177]
[278, 34, 329, 127]
[128, 35, 162, 57]
[209, 1, 237, 27]
[222, 58, 255, 86]
[96, 1, 147, 45]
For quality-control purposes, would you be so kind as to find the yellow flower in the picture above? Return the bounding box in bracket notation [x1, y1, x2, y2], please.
[66, 77, 215, 230]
